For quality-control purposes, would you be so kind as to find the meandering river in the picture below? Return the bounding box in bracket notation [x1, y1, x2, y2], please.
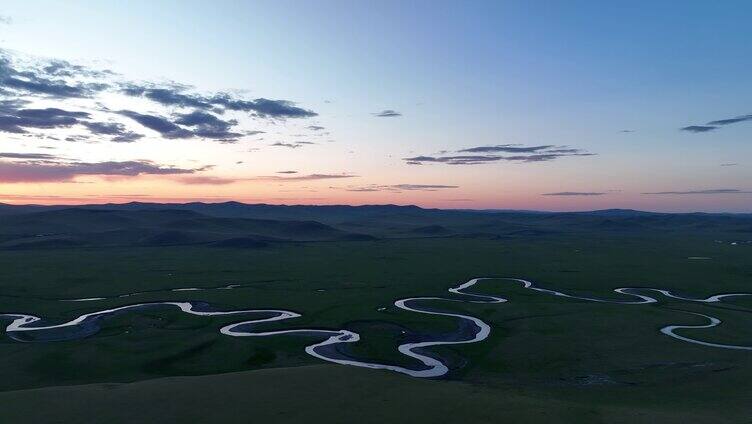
[1, 277, 750, 377]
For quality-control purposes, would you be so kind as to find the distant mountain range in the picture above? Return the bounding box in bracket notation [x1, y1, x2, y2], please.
[0, 202, 750, 250]
[2, 202, 749, 217]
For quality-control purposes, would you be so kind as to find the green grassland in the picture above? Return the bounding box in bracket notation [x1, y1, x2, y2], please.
[0, 365, 741, 424]
[0, 235, 752, 422]
[0, 205, 751, 422]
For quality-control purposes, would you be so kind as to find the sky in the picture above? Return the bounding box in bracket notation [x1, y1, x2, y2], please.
[0, 0, 751, 212]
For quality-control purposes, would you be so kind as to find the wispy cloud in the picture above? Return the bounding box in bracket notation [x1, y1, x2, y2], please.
[122, 84, 317, 119]
[373, 110, 402, 117]
[707, 114, 752, 126]
[270, 141, 315, 149]
[403, 155, 502, 165]
[117, 110, 193, 139]
[458, 144, 554, 153]
[0, 152, 59, 160]
[392, 184, 457, 191]
[680, 125, 717, 133]
[174, 110, 241, 140]
[81, 121, 143, 142]
[343, 183, 458, 192]
[253, 173, 357, 182]
[176, 176, 238, 185]
[0, 53, 110, 98]
[541, 192, 606, 196]
[0, 49, 316, 144]
[642, 189, 752, 195]
[0, 193, 250, 203]
[111, 110, 241, 142]
[0, 101, 91, 134]
[404, 144, 594, 165]
[0, 158, 200, 183]
[681, 113, 752, 133]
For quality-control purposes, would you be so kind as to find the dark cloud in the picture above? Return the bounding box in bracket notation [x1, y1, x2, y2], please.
[544, 148, 583, 154]
[681, 113, 752, 133]
[458, 144, 554, 153]
[509, 153, 592, 162]
[271, 142, 303, 149]
[64, 134, 92, 142]
[118, 110, 193, 139]
[0, 159, 199, 183]
[174, 110, 241, 140]
[1, 49, 316, 144]
[19, 108, 89, 122]
[402, 155, 499, 165]
[81, 121, 126, 135]
[121, 85, 317, 119]
[270, 141, 315, 149]
[212, 95, 317, 118]
[642, 189, 752, 195]
[111, 132, 144, 143]
[80, 121, 144, 143]
[680, 125, 717, 133]
[541, 192, 606, 196]
[374, 110, 402, 117]
[405, 145, 594, 165]
[0, 51, 109, 98]
[706, 114, 752, 126]
[0, 152, 59, 159]
[121, 85, 210, 109]
[720, 163, 739, 167]
[41, 60, 112, 79]
[0, 72, 104, 98]
[0, 99, 27, 111]
[174, 110, 233, 128]
[0, 100, 144, 142]
[0, 105, 90, 133]
[307, 125, 325, 131]
[110, 109, 294, 142]
[277, 170, 298, 174]
[404, 153, 593, 165]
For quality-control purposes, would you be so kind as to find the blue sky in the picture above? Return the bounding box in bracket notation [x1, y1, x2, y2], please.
[0, 1, 751, 211]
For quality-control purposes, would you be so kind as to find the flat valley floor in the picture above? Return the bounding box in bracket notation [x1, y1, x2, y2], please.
[1, 234, 751, 422]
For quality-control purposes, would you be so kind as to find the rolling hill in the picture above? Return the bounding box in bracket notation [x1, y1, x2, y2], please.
[0, 202, 750, 249]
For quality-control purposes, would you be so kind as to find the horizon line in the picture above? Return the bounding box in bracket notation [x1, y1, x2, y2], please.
[1, 200, 750, 215]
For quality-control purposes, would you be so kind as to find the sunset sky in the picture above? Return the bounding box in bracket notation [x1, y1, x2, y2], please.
[1, 1, 751, 212]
